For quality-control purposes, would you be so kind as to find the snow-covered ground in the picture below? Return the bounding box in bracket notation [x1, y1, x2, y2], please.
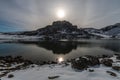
[1, 56, 120, 80]
[104, 27, 120, 36]
[1, 64, 120, 80]
[90, 32, 111, 39]
[0, 34, 43, 41]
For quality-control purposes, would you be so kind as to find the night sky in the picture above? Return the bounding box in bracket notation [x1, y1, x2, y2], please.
[0, 0, 120, 32]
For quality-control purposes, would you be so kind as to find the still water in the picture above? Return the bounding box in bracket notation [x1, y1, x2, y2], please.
[0, 40, 120, 62]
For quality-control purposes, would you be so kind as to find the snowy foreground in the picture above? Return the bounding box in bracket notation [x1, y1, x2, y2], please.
[1, 56, 120, 80]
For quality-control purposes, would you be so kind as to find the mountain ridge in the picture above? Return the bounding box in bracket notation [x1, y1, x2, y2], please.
[1, 20, 120, 40]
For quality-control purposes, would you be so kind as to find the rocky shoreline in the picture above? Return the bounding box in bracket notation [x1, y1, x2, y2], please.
[0, 56, 33, 78]
[0, 54, 120, 79]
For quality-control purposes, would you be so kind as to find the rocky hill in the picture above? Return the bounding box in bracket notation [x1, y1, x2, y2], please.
[1, 21, 120, 41]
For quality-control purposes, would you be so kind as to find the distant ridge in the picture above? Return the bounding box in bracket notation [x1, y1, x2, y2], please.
[1, 21, 120, 40]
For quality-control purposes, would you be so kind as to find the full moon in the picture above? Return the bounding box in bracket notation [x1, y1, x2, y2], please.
[56, 9, 65, 18]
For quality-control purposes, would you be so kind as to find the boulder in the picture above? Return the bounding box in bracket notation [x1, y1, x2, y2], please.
[71, 56, 100, 70]
[102, 55, 111, 58]
[8, 74, 14, 78]
[114, 54, 120, 60]
[48, 76, 60, 79]
[85, 55, 100, 66]
[89, 69, 94, 72]
[112, 66, 120, 71]
[106, 71, 117, 77]
[0, 72, 9, 78]
[116, 56, 120, 60]
[101, 59, 113, 67]
[71, 58, 88, 70]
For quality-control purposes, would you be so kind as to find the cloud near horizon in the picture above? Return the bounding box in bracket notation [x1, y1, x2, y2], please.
[0, 0, 120, 32]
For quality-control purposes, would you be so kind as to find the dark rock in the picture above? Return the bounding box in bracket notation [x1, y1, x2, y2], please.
[102, 55, 110, 58]
[71, 56, 100, 70]
[71, 58, 88, 70]
[114, 54, 120, 56]
[106, 71, 117, 77]
[48, 76, 60, 79]
[116, 55, 120, 60]
[31, 65, 35, 68]
[85, 55, 100, 66]
[89, 69, 94, 72]
[0, 72, 9, 78]
[8, 74, 14, 78]
[62, 62, 69, 67]
[114, 54, 120, 60]
[101, 59, 113, 67]
[64, 62, 69, 66]
[112, 66, 120, 71]
[0, 56, 33, 72]
[51, 61, 57, 64]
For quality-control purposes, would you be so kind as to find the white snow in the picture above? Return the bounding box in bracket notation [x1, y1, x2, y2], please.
[104, 27, 120, 36]
[0, 34, 43, 41]
[1, 63, 120, 80]
[90, 32, 110, 38]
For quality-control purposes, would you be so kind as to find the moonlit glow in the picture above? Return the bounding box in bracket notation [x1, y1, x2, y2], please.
[56, 9, 65, 18]
[58, 57, 64, 63]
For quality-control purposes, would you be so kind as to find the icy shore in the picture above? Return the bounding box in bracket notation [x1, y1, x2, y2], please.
[0, 55, 120, 80]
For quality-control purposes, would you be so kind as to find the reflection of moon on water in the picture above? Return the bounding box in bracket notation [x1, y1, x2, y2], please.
[58, 57, 64, 63]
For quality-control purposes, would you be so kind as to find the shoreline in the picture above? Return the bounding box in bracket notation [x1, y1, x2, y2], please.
[0, 54, 120, 80]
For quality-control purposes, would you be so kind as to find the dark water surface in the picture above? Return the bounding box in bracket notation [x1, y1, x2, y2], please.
[0, 40, 120, 62]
